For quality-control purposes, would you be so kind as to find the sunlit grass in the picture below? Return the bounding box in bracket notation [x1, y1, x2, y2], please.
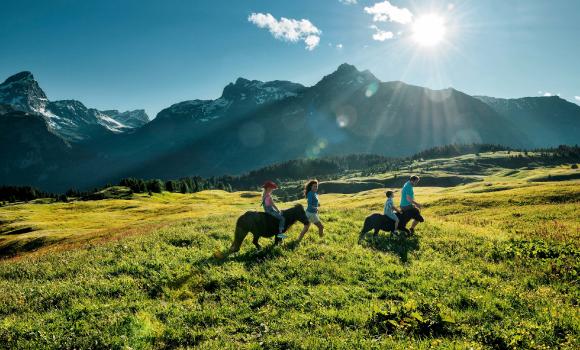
[0, 157, 578, 348]
[0, 191, 261, 257]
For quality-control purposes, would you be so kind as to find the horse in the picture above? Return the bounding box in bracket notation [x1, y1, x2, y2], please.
[358, 207, 424, 243]
[227, 204, 309, 254]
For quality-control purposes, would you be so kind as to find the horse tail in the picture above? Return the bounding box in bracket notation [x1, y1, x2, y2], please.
[228, 213, 250, 253]
[358, 216, 371, 243]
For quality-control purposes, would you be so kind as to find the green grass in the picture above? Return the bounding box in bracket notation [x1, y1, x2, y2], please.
[0, 160, 579, 348]
[0, 191, 261, 257]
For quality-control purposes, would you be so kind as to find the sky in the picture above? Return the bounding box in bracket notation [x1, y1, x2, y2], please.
[1, 0, 579, 119]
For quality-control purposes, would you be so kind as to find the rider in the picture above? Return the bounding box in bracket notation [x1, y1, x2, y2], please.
[400, 175, 422, 234]
[384, 190, 400, 234]
[262, 181, 287, 239]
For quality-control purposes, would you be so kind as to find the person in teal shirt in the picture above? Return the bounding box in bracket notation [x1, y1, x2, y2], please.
[400, 175, 423, 234]
[297, 179, 324, 242]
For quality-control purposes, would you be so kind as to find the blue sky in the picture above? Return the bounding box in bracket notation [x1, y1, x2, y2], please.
[1, 0, 579, 118]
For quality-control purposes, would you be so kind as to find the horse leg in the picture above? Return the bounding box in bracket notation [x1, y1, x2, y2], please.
[274, 236, 282, 246]
[358, 220, 370, 243]
[399, 223, 410, 235]
[252, 234, 262, 250]
[373, 228, 380, 240]
[409, 219, 419, 234]
[228, 226, 248, 253]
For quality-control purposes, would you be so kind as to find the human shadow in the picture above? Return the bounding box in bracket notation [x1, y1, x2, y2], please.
[361, 232, 419, 263]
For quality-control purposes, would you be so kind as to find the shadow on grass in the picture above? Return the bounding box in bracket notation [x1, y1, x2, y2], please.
[197, 238, 303, 268]
[0, 236, 61, 259]
[362, 233, 419, 263]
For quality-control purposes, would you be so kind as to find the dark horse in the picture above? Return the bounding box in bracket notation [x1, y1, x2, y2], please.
[358, 207, 424, 243]
[227, 204, 309, 253]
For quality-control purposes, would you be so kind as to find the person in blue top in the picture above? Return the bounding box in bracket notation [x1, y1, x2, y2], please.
[400, 175, 423, 234]
[297, 179, 324, 242]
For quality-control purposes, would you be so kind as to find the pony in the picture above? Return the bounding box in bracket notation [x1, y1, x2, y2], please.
[358, 207, 424, 243]
[227, 204, 309, 253]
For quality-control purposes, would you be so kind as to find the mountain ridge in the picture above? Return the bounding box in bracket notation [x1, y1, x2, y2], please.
[0, 63, 578, 191]
[0, 72, 149, 142]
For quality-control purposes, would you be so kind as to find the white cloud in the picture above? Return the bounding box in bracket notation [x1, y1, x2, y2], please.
[304, 35, 321, 50]
[336, 43, 344, 49]
[543, 92, 553, 96]
[364, 1, 413, 24]
[370, 25, 394, 41]
[574, 96, 580, 101]
[339, 0, 358, 4]
[248, 13, 322, 50]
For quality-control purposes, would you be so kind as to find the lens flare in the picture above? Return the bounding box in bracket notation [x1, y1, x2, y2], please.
[365, 82, 379, 97]
[336, 115, 349, 128]
[305, 145, 321, 158]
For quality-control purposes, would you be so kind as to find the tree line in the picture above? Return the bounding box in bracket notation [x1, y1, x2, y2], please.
[1, 145, 578, 203]
[119, 177, 232, 194]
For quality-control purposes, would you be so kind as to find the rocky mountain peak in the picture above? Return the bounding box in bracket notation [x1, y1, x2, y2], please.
[221, 77, 304, 105]
[105, 109, 149, 128]
[316, 63, 379, 89]
[336, 63, 358, 74]
[3, 71, 35, 84]
[0, 71, 48, 113]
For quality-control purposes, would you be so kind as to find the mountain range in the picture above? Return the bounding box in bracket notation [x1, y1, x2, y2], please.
[1, 64, 578, 191]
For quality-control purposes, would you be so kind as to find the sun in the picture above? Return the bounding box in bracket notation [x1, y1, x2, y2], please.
[412, 14, 446, 47]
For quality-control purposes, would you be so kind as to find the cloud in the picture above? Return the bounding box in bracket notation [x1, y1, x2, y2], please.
[248, 13, 321, 50]
[339, 0, 358, 4]
[575, 96, 580, 101]
[541, 91, 560, 97]
[370, 25, 394, 41]
[304, 35, 321, 50]
[364, 1, 413, 24]
[336, 43, 343, 49]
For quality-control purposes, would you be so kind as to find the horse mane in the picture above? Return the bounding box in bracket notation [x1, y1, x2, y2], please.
[282, 203, 304, 213]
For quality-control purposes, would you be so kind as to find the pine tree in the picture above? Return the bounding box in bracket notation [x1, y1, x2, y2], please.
[180, 182, 189, 194]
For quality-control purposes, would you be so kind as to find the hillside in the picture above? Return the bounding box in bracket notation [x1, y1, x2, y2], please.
[0, 152, 578, 348]
[475, 95, 580, 147]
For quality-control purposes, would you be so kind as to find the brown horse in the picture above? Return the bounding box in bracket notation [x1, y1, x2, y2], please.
[227, 204, 309, 253]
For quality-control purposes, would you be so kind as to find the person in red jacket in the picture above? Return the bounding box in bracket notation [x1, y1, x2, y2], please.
[261, 181, 287, 239]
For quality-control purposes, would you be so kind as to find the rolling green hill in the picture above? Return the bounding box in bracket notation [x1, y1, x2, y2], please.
[0, 153, 578, 349]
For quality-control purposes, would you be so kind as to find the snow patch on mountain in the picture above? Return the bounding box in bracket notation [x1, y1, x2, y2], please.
[0, 71, 149, 142]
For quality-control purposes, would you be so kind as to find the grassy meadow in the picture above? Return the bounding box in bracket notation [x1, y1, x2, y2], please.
[0, 155, 578, 349]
